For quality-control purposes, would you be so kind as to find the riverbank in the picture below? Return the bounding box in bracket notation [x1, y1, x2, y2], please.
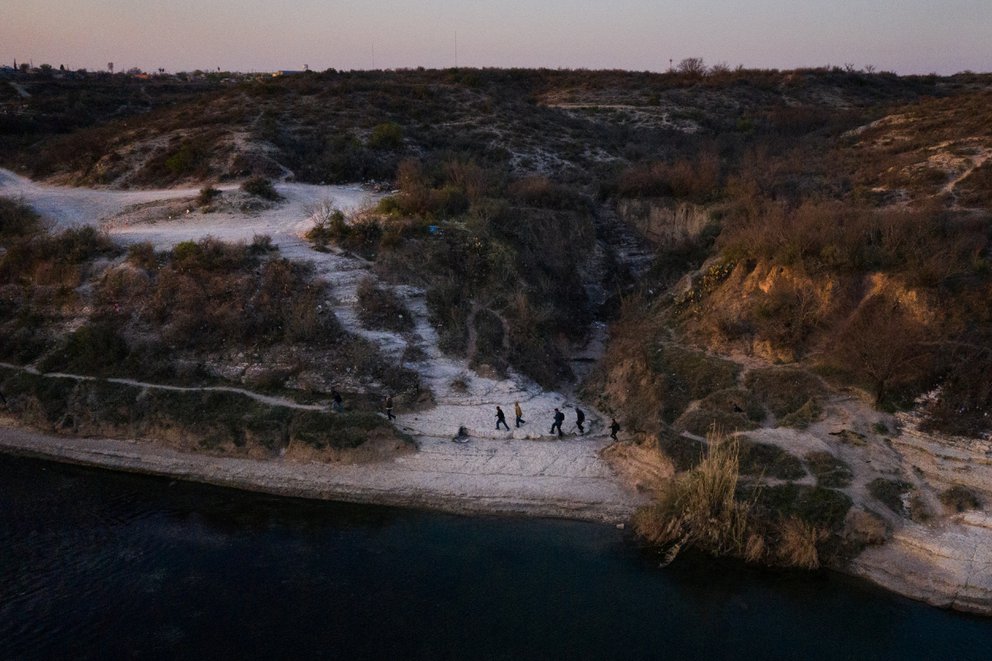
[0, 422, 643, 523]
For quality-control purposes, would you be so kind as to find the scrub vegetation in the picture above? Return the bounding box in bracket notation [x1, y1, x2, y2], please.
[2, 66, 991, 568]
[0, 203, 416, 455]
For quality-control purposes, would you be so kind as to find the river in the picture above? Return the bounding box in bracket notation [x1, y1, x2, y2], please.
[2, 455, 991, 660]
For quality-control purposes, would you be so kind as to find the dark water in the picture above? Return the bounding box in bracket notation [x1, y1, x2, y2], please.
[2, 456, 991, 660]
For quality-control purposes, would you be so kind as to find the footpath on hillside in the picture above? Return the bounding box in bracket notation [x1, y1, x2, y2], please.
[0, 169, 644, 522]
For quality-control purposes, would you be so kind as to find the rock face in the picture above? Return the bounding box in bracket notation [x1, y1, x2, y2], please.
[847, 417, 992, 614]
[615, 198, 711, 249]
[849, 512, 992, 614]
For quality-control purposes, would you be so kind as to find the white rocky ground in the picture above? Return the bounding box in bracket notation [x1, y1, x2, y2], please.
[0, 168, 645, 523]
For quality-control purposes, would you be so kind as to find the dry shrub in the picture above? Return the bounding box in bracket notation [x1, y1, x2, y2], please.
[635, 431, 754, 557]
[137, 238, 333, 350]
[775, 517, 826, 569]
[0, 226, 119, 286]
[939, 485, 982, 513]
[868, 478, 912, 515]
[443, 157, 490, 204]
[355, 276, 414, 333]
[0, 197, 41, 241]
[615, 149, 720, 201]
[831, 295, 932, 408]
[922, 345, 992, 437]
[507, 176, 587, 210]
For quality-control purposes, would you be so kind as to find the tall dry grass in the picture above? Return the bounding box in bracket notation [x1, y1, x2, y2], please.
[634, 429, 829, 569]
[634, 430, 754, 557]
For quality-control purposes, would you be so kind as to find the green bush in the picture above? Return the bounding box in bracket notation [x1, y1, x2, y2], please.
[165, 141, 208, 175]
[39, 322, 129, 376]
[939, 485, 982, 512]
[745, 367, 824, 420]
[738, 441, 807, 480]
[197, 186, 222, 206]
[750, 483, 852, 531]
[804, 451, 853, 488]
[0, 197, 41, 242]
[241, 176, 283, 201]
[868, 478, 912, 515]
[657, 431, 706, 471]
[651, 345, 740, 423]
[368, 122, 403, 149]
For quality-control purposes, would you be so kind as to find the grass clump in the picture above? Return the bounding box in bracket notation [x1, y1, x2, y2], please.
[197, 186, 222, 206]
[804, 451, 853, 488]
[749, 483, 852, 531]
[868, 478, 912, 515]
[241, 176, 283, 201]
[738, 440, 806, 480]
[656, 431, 706, 472]
[675, 408, 758, 436]
[650, 345, 740, 423]
[938, 485, 982, 513]
[744, 367, 824, 425]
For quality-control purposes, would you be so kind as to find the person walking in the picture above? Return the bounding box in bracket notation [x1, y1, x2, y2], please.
[496, 406, 510, 431]
[331, 389, 344, 413]
[610, 417, 621, 441]
[514, 401, 525, 428]
[575, 407, 586, 434]
[385, 395, 395, 420]
[551, 408, 565, 438]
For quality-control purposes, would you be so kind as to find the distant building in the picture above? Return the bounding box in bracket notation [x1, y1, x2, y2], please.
[272, 70, 307, 77]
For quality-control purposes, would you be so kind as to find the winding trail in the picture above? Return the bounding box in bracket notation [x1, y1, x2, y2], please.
[0, 362, 326, 411]
[0, 169, 645, 521]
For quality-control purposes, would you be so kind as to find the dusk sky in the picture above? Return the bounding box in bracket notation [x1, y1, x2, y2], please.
[4, 0, 990, 75]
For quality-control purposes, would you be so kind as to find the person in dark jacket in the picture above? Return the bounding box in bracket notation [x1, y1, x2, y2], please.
[575, 407, 586, 434]
[496, 406, 510, 431]
[385, 395, 395, 420]
[610, 418, 621, 441]
[331, 389, 343, 413]
[551, 408, 565, 438]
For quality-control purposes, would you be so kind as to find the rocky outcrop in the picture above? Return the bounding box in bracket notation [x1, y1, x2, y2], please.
[849, 513, 992, 614]
[844, 416, 992, 614]
[615, 198, 711, 249]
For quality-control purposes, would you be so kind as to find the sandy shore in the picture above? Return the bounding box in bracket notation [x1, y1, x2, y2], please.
[0, 424, 645, 523]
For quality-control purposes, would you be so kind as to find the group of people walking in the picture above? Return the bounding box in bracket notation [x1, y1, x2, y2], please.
[350, 392, 623, 442]
[495, 402, 620, 440]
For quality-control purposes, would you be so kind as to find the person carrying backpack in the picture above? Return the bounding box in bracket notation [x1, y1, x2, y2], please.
[496, 406, 510, 431]
[551, 408, 565, 438]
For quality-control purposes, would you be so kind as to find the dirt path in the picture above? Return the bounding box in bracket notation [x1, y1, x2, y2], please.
[0, 169, 641, 519]
[0, 362, 326, 411]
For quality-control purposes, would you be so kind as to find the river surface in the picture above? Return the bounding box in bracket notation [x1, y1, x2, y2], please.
[2, 456, 991, 660]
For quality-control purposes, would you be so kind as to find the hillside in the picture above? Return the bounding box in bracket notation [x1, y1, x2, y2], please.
[2, 67, 992, 612]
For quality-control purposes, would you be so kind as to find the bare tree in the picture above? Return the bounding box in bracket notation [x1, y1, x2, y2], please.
[834, 296, 931, 407]
[676, 57, 707, 77]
